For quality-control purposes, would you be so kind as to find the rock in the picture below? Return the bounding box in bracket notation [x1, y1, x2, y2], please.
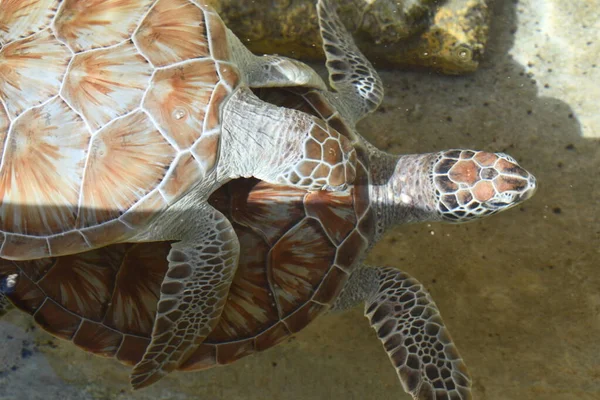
[204, 0, 491, 74]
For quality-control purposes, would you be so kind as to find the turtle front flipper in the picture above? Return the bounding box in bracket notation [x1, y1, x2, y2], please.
[130, 205, 239, 389]
[316, 0, 384, 124]
[334, 266, 472, 400]
[226, 29, 327, 91]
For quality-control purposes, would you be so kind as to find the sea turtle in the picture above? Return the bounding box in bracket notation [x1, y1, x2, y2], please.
[0, 0, 537, 397]
[0, 0, 359, 387]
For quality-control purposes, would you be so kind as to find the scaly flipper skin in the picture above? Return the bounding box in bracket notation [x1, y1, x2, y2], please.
[226, 29, 327, 91]
[334, 266, 472, 400]
[316, 0, 384, 123]
[130, 205, 239, 389]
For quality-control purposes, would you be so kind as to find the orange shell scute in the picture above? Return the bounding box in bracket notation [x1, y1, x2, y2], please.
[133, 0, 210, 67]
[54, 0, 155, 52]
[143, 59, 220, 149]
[159, 152, 204, 204]
[191, 132, 220, 174]
[77, 111, 175, 228]
[0, 0, 59, 44]
[0, 29, 71, 118]
[61, 41, 153, 131]
[0, 97, 89, 236]
[205, 11, 230, 61]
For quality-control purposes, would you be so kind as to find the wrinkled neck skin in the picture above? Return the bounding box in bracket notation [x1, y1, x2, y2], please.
[367, 143, 442, 241]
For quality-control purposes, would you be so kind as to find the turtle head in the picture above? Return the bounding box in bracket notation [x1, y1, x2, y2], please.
[430, 150, 537, 223]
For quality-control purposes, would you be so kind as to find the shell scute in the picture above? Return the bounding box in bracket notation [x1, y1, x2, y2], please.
[215, 338, 255, 365]
[36, 248, 121, 321]
[61, 40, 153, 131]
[116, 335, 150, 366]
[54, 0, 155, 52]
[270, 218, 336, 315]
[0, 97, 89, 236]
[0, 234, 49, 259]
[253, 321, 292, 352]
[33, 298, 82, 340]
[0, 0, 59, 45]
[159, 152, 204, 204]
[77, 111, 175, 228]
[334, 230, 369, 273]
[133, 0, 210, 67]
[313, 266, 348, 305]
[207, 225, 276, 342]
[47, 231, 90, 257]
[178, 343, 215, 371]
[120, 190, 168, 228]
[143, 59, 220, 149]
[205, 11, 230, 61]
[230, 180, 307, 246]
[283, 301, 325, 333]
[102, 242, 169, 336]
[305, 189, 356, 245]
[72, 320, 123, 358]
[0, 29, 71, 118]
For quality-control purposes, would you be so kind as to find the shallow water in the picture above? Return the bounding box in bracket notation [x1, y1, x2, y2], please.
[1, 1, 598, 399]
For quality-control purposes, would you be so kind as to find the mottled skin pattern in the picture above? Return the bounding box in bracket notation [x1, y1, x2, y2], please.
[0, 1, 538, 398]
[0, 0, 358, 388]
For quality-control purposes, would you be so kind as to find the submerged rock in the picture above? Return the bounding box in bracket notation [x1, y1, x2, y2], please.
[205, 0, 491, 74]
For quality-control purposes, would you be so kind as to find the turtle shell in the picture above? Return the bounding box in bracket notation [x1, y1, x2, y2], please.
[0, 88, 377, 371]
[0, 0, 240, 259]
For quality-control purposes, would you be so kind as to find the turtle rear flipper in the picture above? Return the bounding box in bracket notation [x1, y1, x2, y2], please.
[334, 266, 473, 400]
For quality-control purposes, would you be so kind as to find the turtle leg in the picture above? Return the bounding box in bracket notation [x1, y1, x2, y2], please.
[226, 29, 327, 91]
[333, 266, 472, 400]
[130, 204, 239, 389]
[316, 0, 384, 124]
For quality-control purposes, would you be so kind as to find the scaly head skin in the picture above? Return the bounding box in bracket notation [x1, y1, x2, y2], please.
[431, 149, 537, 222]
[371, 149, 537, 233]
